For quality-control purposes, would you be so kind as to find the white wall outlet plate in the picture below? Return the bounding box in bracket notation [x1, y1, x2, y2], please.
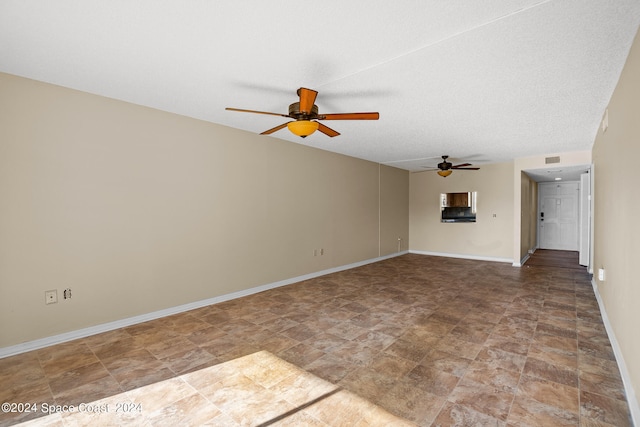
[45, 290, 58, 304]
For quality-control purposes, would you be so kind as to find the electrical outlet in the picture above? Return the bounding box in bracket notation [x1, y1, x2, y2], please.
[45, 290, 58, 305]
[598, 268, 605, 281]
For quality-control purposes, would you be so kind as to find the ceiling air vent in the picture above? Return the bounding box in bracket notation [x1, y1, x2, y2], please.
[545, 156, 560, 164]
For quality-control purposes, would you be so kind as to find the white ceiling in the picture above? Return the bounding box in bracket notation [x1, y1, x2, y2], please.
[1, 1, 639, 175]
[524, 164, 591, 182]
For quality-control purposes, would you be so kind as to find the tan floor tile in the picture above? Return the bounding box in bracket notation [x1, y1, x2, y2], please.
[420, 349, 472, 377]
[433, 401, 505, 427]
[435, 336, 484, 360]
[269, 371, 336, 408]
[185, 325, 227, 346]
[463, 361, 520, 393]
[578, 353, 622, 377]
[304, 353, 357, 383]
[0, 354, 47, 398]
[382, 379, 446, 426]
[47, 361, 112, 396]
[536, 321, 577, 339]
[447, 379, 515, 422]
[384, 338, 432, 363]
[474, 347, 527, 373]
[350, 329, 395, 351]
[181, 360, 243, 392]
[126, 377, 196, 414]
[579, 371, 627, 402]
[450, 323, 497, 344]
[281, 323, 319, 341]
[59, 394, 149, 427]
[147, 393, 222, 427]
[580, 390, 633, 427]
[50, 374, 124, 407]
[354, 399, 417, 426]
[523, 356, 578, 388]
[202, 374, 294, 425]
[578, 340, 616, 361]
[367, 353, 417, 379]
[340, 367, 399, 402]
[484, 333, 531, 356]
[303, 390, 381, 426]
[507, 394, 579, 427]
[330, 341, 379, 367]
[103, 350, 175, 391]
[91, 336, 145, 360]
[516, 374, 579, 414]
[37, 341, 100, 378]
[160, 346, 218, 375]
[82, 329, 132, 349]
[144, 335, 199, 359]
[270, 410, 328, 426]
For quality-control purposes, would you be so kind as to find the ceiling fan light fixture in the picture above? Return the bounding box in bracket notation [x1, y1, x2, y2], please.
[287, 120, 319, 137]
[437, 170, 453, 177]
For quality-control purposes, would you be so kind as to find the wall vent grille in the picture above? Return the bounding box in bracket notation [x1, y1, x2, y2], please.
[545, 156, 560, 164]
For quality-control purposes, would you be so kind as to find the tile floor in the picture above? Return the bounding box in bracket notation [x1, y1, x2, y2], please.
[0, 252, 633, 426]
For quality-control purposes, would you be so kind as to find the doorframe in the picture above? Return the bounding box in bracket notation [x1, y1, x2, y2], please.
[579, 171, 591, 268]
[513, 152, 593, 267]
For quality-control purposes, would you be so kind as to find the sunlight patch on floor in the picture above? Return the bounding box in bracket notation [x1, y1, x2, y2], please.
[17, 350, 413, 426]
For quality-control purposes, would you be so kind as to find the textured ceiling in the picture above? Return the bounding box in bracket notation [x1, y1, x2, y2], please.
[1, 1, 639, 176]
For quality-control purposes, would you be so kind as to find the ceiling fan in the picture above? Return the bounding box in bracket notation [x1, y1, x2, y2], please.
[425, 155, 480, 177]
[226, 87, 379, 138]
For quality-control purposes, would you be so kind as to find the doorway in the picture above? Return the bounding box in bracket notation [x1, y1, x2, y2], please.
[538, 181, 579, 251]
[521, 163, 592, 271]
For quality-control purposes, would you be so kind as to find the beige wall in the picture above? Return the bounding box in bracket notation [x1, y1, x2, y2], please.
[519, 172, 537, 260]
[380, 164, 410, 255]
[592, 28, 640, 412]
[0, 73, 409, 348]
[409, 162, 514, 261]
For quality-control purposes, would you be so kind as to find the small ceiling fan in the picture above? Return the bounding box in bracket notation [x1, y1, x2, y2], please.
[425, 155, 480, 177]
[226, 87, 379, 138]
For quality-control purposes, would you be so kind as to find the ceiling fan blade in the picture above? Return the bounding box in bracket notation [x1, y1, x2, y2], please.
[319, 112, 380, 120]
[452, 167, 480, 170]
[226, 107, 289, 118]
[298, 88, 318, 114]
[452, 163, 472, 168]
[317, 123, 340, 137]
[260, 122, 289, 135]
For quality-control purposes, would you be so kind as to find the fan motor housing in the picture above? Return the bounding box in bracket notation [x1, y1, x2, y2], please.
[289, 102, 319, 120]
[438, 161, 452, 170]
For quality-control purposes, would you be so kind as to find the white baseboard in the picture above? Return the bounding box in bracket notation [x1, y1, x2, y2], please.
[0, 251, 408, 359]
[514, 253, 530, 267]
[591, 278, 640, 426]
[409, 250, 513, 264]
[514, 247, 537, 267]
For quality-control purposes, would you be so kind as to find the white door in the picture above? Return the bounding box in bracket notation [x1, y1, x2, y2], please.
[538, 182, 579, 250]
